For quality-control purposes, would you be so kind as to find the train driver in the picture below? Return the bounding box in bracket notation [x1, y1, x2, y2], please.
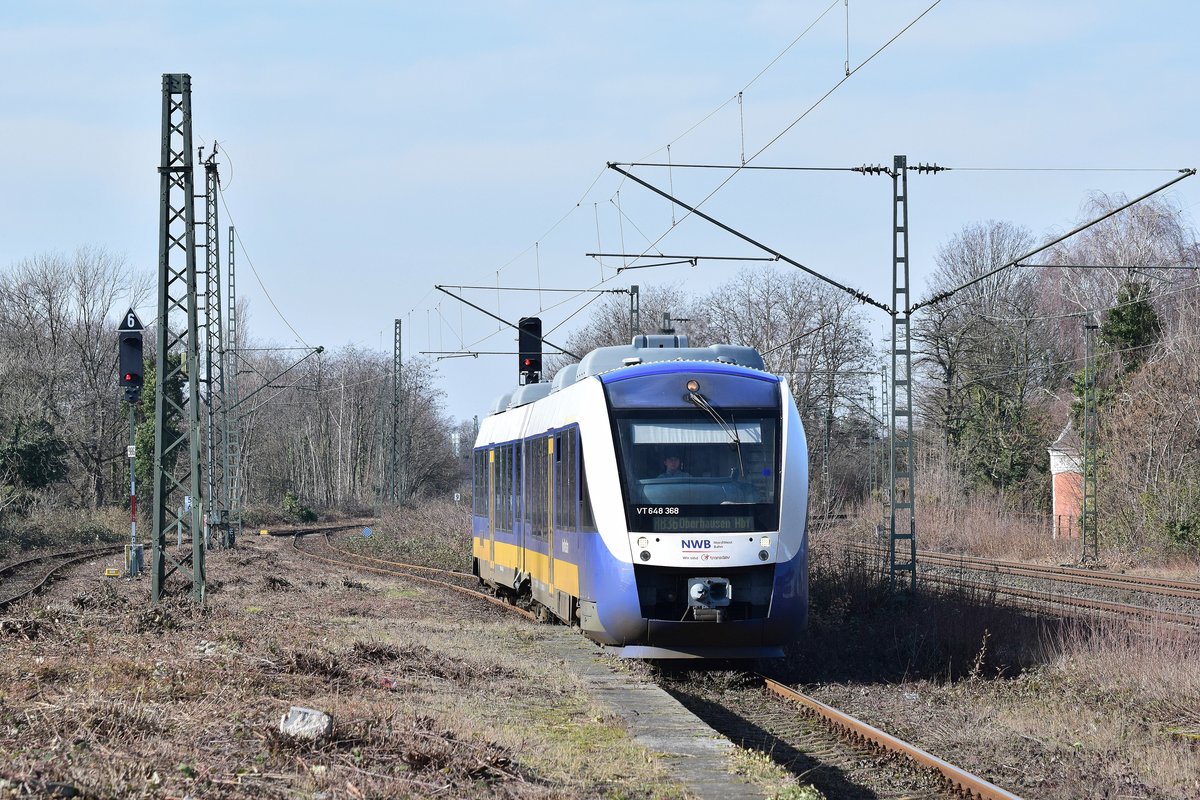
[658, 454, 690, 478]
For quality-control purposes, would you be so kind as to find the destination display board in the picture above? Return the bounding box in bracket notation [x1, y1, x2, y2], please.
[649, 514, 755, 533]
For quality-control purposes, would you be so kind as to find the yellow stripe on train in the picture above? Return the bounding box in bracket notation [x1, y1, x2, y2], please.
[475, 537, 579, 597]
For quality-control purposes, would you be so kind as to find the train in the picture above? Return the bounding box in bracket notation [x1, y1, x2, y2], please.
[470, 334, 808, 658]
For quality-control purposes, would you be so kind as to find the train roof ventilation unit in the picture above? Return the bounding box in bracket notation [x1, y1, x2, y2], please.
[573, 338, 766, 382]
[550, 364, 579, 393]
[633, 334, 689, 349]
[488, 391, 514, 415]
[507, 382, 552, 409]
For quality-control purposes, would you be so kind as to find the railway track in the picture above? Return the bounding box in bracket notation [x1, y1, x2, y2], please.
[289, 530, 537, 622]
[845, 540, 1200, 629]
[0, 545, 124, 610]
[290, 527, 1023, 799]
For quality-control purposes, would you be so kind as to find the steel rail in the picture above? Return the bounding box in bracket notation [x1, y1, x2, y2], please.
[919, 574, 1200, 628]
[260, 519, 377, 537]
[846, 541, 1200, 600]
[296, 529, 1023, 794]
[762, 677, 1024, 800]
[290, 534, 537, 622]
[0, 545, 124, 610]
[0, 545, 121, 579]
[320, 537, 475, 580]
[920, 551, 1200, 599]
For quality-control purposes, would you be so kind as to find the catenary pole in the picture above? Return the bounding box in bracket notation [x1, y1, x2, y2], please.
[151, 74, 205, 604]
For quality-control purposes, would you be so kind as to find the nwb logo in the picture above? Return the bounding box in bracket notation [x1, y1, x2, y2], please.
[681, 539, 712, 550]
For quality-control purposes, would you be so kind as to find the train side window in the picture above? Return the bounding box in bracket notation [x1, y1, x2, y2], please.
[554, 433, 563, 530]
[491, 448, 499, 528]
[508, 444, 516, 532]
[565, 430, 577, 531]
[531, 436, 547, 540]
[494, 447, 502, 530]
[511, 443, 520, 532]
[499, 446, 508, 532]
[579, 441, 595, 532]
[506, 444, 513, 532]
[518, 441, 525, 532]
[471, 450, 481, 516]
[480, 449, 488, 517]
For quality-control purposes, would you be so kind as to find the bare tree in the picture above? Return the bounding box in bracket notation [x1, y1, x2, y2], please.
[544, 283, 697, 377]
[1043, 193, 1198, 316]
[0, 248, 150, 508]
[914, 221, 1064, 500]
[698, 268, 874, 508]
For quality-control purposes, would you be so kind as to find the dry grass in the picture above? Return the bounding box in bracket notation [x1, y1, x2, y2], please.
[0, 504, 126, 559]
[912, 621, 1200, 799]
[845, 451, 1200, 576]
[799, 536, 1200, 798]
[0, 534, 690, 799]
[341, 498, 473, 570]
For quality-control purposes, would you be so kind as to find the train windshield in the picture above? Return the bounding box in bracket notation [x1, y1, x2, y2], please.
[613, 410, 781, 533]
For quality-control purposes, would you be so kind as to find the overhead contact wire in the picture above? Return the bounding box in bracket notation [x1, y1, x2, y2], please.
[218, 189, 312, 349]
[614, 0, 945, 273]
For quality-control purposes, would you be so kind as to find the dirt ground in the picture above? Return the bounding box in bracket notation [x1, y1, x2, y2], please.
[0, 536, 712, 799]
[5, 518, 1198, 800]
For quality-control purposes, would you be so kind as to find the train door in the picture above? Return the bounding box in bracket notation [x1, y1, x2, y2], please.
[516, 442, 526, 579]
[547, 435, 556, 590]
[487, 447, 496, 567]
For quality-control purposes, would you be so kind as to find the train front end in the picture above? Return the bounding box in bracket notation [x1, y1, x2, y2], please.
[578, 344, 808, 659]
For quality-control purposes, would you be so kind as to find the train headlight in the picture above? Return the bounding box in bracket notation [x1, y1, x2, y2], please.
[760, 536, 771, 548]
[758, 550, 770, 561]
[637, 537, 649, 548]
[639, 550, 651, 562]
[686, 379, 700, 392]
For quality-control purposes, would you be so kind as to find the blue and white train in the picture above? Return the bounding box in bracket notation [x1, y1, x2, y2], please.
[471, 335, 808, 658]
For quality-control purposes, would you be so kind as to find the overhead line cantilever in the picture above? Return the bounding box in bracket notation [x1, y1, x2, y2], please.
[912, 168, 1196, 312]
[434, 285, 584, 361]
[586, 253, 780, 263]
[606, 163, 890, 314]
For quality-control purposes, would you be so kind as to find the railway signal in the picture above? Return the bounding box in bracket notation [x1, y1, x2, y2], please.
[117, 310, 145, 404]
[518, 316, 542, 384]
[117, 308, 146, 578]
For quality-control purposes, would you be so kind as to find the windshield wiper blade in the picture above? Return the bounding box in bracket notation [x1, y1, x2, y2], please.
[687, 392, 745, 479]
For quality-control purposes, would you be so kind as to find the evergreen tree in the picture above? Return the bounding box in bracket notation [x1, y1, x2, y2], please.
[1100, 280, 1160, 370]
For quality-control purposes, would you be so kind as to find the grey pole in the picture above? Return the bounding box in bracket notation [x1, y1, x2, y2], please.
[151, 73, 206, 605]
[201, 149, 226, 550]
[1081, 314, 1100, 562]
[225, 225, 244, 540]
[888, 155, 917, 591]
[392, 319, 402, 503]
[127, 401, 142, 577]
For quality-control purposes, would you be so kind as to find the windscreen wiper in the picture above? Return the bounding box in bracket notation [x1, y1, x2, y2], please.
[686, 392, 745, 479]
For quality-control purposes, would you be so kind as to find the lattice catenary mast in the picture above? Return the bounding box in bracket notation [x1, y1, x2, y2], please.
[225, 225, 244, 537]
[151, 73, 206, 604]
[201, 146, 231, 549]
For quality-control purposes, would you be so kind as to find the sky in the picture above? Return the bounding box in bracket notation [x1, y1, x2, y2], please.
[1, 1, 1198, 422]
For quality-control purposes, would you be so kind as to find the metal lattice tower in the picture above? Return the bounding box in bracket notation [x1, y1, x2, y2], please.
[821, 378, 834, 516]
[225, 225, 244, 536]
[201, 148, 230, 549]
[151, 73, 205, 604]
[888, 155, 917, 591]
[879, 365, 890, 529]
[391, 319, 402, 503]
[867, 387, 878, 501]
[1081, 315, 1100, 561]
